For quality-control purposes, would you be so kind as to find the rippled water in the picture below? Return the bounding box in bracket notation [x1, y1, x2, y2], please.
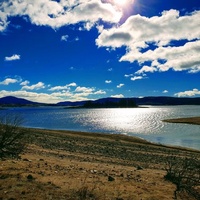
[1, 106, 200, 150]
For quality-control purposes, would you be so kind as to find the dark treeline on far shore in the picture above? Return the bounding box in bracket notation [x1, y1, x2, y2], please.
[82, 99, 137, 108]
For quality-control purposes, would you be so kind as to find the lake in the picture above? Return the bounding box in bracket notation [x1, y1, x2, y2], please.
[1, 105, 200, 150]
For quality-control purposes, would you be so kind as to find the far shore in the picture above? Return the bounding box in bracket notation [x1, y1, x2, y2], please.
[162, 116, 200, 125]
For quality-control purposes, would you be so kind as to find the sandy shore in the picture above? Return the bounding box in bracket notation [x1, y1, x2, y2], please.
[1, 128, 200, 200]
[163, 116, 200, 125]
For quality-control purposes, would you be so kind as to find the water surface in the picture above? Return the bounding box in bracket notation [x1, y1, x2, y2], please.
[1, 105, 200, 150]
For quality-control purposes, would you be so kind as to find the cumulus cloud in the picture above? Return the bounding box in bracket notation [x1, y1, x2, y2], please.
[96, 10, 200, 73]
[0, 78, 105, 103]
[136, 65, 157, 74]
[117, 83, 124, 88]
[5, 54, 20, 61]
[111, 94, 124, 98]
[0, 0, 122, 32]
[0, 78, 19, 85]
[21, 82, 45, 90]
[0, 77, 106, 103]
[75, 86, 94, 93]
[0, 89, 64, 104]
[0, 86, 106, 103]
[94, 90, 106, 95]
[105, 80, 112, 83]
[162, 90, 169, 94]
[73, 86, 106, 98]
[174, 89, 200, 97]
[130, 76, 144, 81]
[61, 34, 69, 42]
[20, 80, 30, 86]
[49, 82, 77, 91]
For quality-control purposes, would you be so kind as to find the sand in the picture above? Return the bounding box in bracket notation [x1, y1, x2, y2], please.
[1, 128, 200, 200]
[162, 116, 200, 125]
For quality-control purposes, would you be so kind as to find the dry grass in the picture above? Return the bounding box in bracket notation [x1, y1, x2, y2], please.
[1, 128, 200, 200]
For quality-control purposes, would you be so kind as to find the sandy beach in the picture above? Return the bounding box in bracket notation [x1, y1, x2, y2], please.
[162, 116, 200, 125]
[1, 127, 200, 200]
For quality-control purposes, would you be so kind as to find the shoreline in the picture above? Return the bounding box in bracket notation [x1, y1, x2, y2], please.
[27, 125, 200, 152]
[1, 127, 200, 199]
[27, 127, 200, 153]
[162, 116, 200, 125]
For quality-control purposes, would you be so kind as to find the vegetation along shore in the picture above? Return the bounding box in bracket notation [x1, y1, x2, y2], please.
[0, 116, 200, 199]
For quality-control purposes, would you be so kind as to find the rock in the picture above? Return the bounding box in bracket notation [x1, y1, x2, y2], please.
[27, 174, 34, 180]
[91, 169, 97, 173]
[23, 158, 31, 162]
[108, 175, 115, 181]
[137, 165, 143, 170]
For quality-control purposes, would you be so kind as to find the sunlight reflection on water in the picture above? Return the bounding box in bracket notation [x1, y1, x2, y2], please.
[76, 107, 167, 134]
[1, 106, 200, 150]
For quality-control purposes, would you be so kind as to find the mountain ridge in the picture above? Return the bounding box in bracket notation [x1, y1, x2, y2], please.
[0, 96, 200, 107]
[0, 96, 43, 106]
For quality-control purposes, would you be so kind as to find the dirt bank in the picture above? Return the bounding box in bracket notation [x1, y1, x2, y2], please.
[1, 128, 200, 200]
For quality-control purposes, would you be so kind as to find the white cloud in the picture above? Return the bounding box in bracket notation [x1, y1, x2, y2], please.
[74, 86, 106, 97]
[0, 90, 64, 104]
[49, 85, 69, 91]
[117, 83, 124, 88]
[111, 94, 124, 98]
[5, 54, 20, 61]
[94, 90, 106, 95]
[96, 10, 200, 73]
[75, 37, 79, 41]
[0, 80, 106, 103]
[49, 82, 77, 91]
[21, 82, 45, 90]
[105, 80, 112, 84]
[0, 0, 122, 32]
[174, 89, 200, 97]
[0, 78, 19, 85]
[75, 86, 94, 93]
[130, 76, 144, 81]
[61, 34, 69, 42]
[20, 80, 30, 86]
[136, 65, 157, 74]
[124, 74, 133, 78]
[68, 82, 77, 87]
[162, 90, 169, 94]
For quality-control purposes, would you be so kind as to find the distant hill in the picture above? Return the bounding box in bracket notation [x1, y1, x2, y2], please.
[57, 96, 200, 107]
[0, 96, 41, 106]
[82, 98, 137, 108]
[0, 96, 200, 107]
[133, 96, 200, 105]
[56, 100, 89, 107]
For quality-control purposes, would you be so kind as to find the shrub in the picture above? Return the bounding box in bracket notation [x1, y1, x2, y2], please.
[165, 155, 200, 199]
[0, 114, 28, 159]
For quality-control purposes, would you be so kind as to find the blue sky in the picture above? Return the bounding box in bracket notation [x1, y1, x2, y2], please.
[0, 0, 200, 103]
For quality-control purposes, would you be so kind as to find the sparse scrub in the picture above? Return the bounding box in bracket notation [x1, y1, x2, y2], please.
[75, 185, 96, 200]
[165, 155, 200, 199]
[0, 114, 28, 159]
